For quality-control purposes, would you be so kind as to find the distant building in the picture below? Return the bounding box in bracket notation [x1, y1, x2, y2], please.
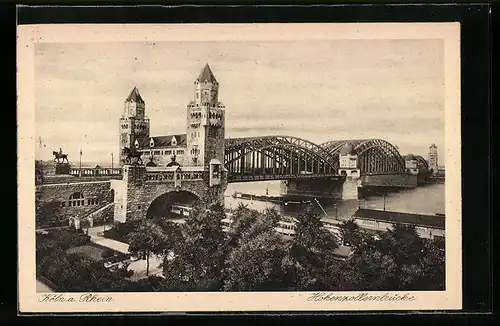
[352, 208, 445, 241]
[428, 143, 439, 173]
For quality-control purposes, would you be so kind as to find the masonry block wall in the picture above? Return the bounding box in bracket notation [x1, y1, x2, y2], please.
[342, 177, 361, 200]
[361, 174, 418, 188]
[36, 181, 114, 228]
[116, 165, 227, 222]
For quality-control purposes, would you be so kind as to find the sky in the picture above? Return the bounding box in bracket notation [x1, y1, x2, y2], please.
[35, 39, 445, 165]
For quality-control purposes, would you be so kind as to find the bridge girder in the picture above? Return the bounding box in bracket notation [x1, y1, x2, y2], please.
[225, 136, 339, 180]
[320, 139, 406, 174]
[414, 155, 429, 170]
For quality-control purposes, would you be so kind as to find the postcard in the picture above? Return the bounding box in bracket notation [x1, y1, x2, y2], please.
[18, 22, 461, 312]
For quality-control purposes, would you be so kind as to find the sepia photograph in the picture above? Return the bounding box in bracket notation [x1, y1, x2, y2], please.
[18, 22, 462, 312]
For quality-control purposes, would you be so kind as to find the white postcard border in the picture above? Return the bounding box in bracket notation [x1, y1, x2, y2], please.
[17, 22, 462, 312]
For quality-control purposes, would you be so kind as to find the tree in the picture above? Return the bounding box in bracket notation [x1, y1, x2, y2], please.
[36, 201, 62, 228]
[225, 203, 259, 246]
[126, 219, 167, 277]
[162, 202, 227, 291]
[223, 229, 292, 291]
[336, 222, 445, 291]
[289, 205, 340, 290]
[340, 219, 362, 248]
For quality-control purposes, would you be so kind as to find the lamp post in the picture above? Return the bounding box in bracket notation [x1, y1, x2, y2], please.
[78, 149, 82, 176]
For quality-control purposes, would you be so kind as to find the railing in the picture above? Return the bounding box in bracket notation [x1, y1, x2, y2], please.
[70, 168, 122, 177]
[146, 167, 206, 184]
[227, 172, 340, 182]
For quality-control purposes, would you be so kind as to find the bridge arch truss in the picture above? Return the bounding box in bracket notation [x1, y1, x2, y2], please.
[321, 139, 406, 175]
[225, 136, 339, 182]
[414, 155, 429, 170]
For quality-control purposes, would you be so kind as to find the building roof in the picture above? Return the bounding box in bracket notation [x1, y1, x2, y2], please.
[196, 63, 218, 84]
[136, 134, 187, 148]
[405, 154, 416, 161]
[126, 87, 145, 104]
[353, 208, 445, 229]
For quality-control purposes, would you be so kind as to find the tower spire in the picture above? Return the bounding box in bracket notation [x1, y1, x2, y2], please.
[196, 63, 218, 84]
[126, 86, 145, 104]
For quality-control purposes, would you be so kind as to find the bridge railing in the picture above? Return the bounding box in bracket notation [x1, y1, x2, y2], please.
[228, 172, 340, 182]
[145, 166, 206, 184]
[69, 168, 123, 177]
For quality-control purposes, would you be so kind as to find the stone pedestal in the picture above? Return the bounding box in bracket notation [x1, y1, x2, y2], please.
[55, 163, 71, 175]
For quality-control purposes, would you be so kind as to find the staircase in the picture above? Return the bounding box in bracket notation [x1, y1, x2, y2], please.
[82, 202, 114, 222]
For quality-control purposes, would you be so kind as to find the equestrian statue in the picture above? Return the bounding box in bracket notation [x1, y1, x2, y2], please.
[122, 146, 143, 165]
[53, 148, 69, 163]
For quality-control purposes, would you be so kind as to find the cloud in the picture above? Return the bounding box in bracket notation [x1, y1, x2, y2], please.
[35, 39, 445, 163]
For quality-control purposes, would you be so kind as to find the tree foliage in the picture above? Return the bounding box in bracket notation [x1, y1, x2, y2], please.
[126, 219, 167, 276]
[36, 202, 445, 292]
[161, 202, 227, 291]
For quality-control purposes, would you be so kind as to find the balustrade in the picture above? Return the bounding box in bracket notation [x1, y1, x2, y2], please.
[70, 168, 123, 177]
[146, 170, 205, 183]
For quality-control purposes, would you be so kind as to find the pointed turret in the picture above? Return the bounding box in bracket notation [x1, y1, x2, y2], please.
[196, 63, 218, 84]
[430, 143, 437, 148]
[126, 87, 145, 104]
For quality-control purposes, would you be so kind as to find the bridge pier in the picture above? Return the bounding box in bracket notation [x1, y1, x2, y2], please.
[279, 176, 359, 200]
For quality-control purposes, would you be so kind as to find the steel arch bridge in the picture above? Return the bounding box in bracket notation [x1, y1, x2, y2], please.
[414, 155, 430, 171]
[225, 136, 339, 182]
[320, 139, 406, 175]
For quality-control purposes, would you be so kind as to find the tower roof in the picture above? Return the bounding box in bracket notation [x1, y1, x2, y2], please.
[339, 143, 356, 156]
[126, 87, 145, 104]
[430, 143, 437, 148]
[196, 63, 218, 84]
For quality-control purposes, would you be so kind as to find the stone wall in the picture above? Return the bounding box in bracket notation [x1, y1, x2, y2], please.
[118, 165, 227, 222]
[342, 177, 361, 200]
[42, 174, 122, 184]
[361, 173, 418, 188]
[36, 181, 114, 228]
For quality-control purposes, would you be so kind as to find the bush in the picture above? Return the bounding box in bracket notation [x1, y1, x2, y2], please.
[102, 248, 116, 259]
[46, 228, 91, 249]
[103, 221, 140, 243]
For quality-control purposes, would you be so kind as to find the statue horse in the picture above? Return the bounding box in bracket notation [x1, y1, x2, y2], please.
[122, 147, 143, 165]
[53, 151, 69, 163]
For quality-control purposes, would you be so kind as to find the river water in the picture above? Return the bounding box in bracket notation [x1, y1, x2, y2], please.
[224, 181, 445, 222]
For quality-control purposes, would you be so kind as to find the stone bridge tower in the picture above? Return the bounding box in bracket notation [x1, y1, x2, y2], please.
[118, 87, 150, 166]
[113, 64, 227, 223]
[186, 63, 226, 169]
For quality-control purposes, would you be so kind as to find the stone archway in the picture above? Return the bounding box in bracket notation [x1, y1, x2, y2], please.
[146, 190, 199, 220]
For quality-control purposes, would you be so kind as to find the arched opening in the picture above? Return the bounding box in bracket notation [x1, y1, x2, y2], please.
[69, 192, 85, 207]
[146, 191, 199, 221]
